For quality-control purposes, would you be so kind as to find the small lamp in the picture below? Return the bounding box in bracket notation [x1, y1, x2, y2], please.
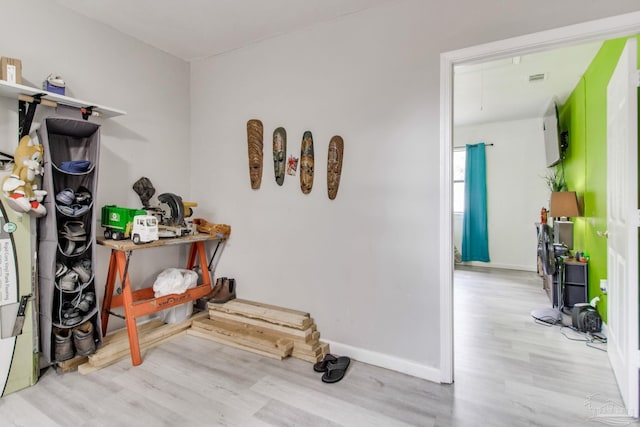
[549, 191, 580, 249]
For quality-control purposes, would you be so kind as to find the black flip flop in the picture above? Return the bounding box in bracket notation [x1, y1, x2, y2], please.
[313, 354, 337, 373]
[321, 356, 350, 383]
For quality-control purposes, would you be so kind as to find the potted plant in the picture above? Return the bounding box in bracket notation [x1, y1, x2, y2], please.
[543, 169, 567, 193]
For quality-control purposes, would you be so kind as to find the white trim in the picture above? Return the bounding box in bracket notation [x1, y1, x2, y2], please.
[458, 262, 537, 272]
[324, 340, 441, 383]
[440, 11, 640, 386]
[439, 47, 454, 384]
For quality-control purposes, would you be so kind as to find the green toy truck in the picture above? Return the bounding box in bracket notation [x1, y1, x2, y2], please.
[101, 205, 158, 243]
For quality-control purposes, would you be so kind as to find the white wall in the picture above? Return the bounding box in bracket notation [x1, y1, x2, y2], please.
[454, 119, 550, 271]
[189, 0, 640, 378]
[0, 1, 192, 330]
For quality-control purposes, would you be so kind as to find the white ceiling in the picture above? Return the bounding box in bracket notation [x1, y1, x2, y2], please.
[52, 0, 398, 61]
[454, 41, 603, 126]
[52, 0, 603, 126]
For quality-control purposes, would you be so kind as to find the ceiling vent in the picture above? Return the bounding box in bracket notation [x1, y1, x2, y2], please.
[529, 73, 546, 82]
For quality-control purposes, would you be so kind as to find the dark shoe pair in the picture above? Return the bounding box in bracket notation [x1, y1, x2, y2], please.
[207, 277, 236, 304]
[313, 354, 351, 383]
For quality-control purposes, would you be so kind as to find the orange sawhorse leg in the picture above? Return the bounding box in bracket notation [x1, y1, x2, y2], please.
[100, 250, 119, 336]
[187, 241, 212, 287]
[100, 249, 143, 365]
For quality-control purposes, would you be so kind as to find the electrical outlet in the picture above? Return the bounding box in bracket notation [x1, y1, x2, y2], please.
[600, 279, 608, 294]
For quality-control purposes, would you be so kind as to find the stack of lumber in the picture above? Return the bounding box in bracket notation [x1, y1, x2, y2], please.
[188, 299, 329, 362]
[77, 311, 207, 374]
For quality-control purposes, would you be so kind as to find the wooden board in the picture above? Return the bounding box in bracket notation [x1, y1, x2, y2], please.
[292, 335, 322, 352]
[56, 356, 89, 373]
[78, 332, 185, 375]
[209, 311, 316, 342]
[292, 341, 330, 363]
[96, 233, 222, 252]
[78, 312, 206, 374]
[191, 318, 293, 357]
[89, 313, 205, 366]
[291, 350, 323, 363]
[203, 298, 328, 365]
[187, 329, 283, 360]
[209, 299, 312, 330]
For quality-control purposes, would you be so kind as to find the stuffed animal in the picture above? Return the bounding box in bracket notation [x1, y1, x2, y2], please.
[2, 134, 47, 217]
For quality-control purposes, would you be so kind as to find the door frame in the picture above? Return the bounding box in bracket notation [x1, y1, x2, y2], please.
[439, 11, 640, 384]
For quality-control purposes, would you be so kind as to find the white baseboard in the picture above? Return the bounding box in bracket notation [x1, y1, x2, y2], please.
[323, 339, 442, 383]
[458, 261, 536, 272]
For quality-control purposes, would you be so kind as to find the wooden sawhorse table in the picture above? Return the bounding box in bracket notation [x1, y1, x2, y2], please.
[97, 233, 225, 366]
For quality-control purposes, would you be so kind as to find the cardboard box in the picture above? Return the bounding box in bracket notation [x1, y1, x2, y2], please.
[0, 57, 22, 84]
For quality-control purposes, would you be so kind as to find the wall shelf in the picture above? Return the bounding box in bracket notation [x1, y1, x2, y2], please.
[0, 80, 126, 118]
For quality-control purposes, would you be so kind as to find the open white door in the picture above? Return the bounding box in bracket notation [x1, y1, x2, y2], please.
[606, 37, 639, 418]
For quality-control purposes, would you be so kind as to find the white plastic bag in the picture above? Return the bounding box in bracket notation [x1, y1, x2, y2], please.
[153, 268, 198, 323]
[153, 268, 197, 297]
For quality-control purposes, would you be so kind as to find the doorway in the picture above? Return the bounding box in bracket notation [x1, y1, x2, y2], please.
[439, 11, 640, 389]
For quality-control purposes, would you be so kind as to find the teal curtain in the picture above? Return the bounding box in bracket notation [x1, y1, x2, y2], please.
[461, 143, 490, 262]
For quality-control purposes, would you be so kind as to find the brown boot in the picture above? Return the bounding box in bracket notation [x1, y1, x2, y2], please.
[210, 278, 236, 304]
[196, 277, 225, 310]
[204, 277, 225, 299]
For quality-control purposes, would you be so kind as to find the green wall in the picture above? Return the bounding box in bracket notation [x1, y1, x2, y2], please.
[558, 35, 640, 323]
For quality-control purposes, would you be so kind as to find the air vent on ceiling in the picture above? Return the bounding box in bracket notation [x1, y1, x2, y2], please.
[529, 73, 546, 82]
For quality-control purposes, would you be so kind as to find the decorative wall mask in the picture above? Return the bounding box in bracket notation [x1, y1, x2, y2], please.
[246, 119, 264, 189]
[327, 135, 344, 200]
[299, 131, 314, 194]
[273, 127, 287, 186]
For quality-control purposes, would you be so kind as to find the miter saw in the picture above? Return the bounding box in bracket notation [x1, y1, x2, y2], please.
[132, 177, 197, 238]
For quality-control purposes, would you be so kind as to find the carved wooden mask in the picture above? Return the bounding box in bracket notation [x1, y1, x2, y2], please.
[273, 127, 287, 186]
[327, 135, 344, 200]
[247, 119, 263, 189]
[300, 131, 314, 194]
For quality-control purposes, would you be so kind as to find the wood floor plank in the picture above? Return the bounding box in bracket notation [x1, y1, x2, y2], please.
[250, 375, 425, 427]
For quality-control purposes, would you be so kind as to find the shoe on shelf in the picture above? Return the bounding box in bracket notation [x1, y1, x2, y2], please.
[71, 259, 92, 283]
[76, 292, 95, 313]
[55, 262, 68, 278]
[72, 204, 90, 216]
[57, 270, 79, 292]
[61, 238, 88, 256]
[74, 186, 92, 205]
[55, 188, 75, 206]
[58, 204, 90, 217]
[60, 302, 82, 327]
[73, 321, 96, 357]
[61, 220, 86, 238]
[53, 327, 74, 362]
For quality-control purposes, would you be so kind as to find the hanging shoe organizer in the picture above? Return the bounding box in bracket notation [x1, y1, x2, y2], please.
[38, 113, 102, 365]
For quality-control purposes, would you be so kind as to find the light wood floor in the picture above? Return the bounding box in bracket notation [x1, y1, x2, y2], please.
[0, 267, 625, 426]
